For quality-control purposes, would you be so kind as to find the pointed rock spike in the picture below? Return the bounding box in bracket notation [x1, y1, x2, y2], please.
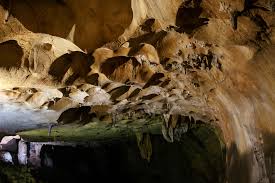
[163, 114, 170, 128]
[66, 24, 76, 43]
[168, 127, 174, 143]
[161, 124, 173, 143]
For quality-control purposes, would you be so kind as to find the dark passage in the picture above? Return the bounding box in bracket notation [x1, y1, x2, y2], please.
[0, 126, 225, 183]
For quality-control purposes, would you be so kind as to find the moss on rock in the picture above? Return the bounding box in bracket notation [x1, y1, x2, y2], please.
[0, 163, 37, 183]
[19, 117, 163, 142]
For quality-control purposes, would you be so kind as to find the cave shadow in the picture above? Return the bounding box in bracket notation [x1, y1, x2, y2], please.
[48, 51, 94, 85]
[226, 130, 275, 183]
[175, 0, 209, 34]
[33, 125, 226, 183]
[128, 31, 167, 49]
[0, 40, 23, 69]
[226, 143, 252, 183]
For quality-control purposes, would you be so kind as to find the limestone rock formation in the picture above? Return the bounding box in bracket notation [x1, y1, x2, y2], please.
[0, 0, 275, 183]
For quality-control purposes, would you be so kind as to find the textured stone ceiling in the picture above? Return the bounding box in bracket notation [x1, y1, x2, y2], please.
[0, 0, 275, 182]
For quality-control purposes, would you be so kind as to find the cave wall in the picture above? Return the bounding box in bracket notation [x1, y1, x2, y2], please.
[0, 0, 186, 51]
[0, 1, 275, 183]
[0, 0, 133, 52]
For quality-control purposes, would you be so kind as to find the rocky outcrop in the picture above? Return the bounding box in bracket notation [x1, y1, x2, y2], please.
[0, 0, 275, 183]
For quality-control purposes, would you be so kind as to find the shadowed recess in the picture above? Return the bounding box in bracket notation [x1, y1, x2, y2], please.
[100, 56, 140, 77]
[0, 40, 23, 69]
[49, 51, 93, 84]
[176, 0, 209, 34]
[2, 126, 225, 183]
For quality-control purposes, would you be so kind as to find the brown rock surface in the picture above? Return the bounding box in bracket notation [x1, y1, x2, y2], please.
[0, 0, 275, 183]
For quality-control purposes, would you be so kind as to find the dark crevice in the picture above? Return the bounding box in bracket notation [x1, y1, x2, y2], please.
[141, 18, 156, 33]
[128, 31, 167, 49]
[231, 0, 270, 31]
[49, 51, 93, 84]
[0, 40, 23, 69]
[143, 73, 165, 89]
[175, 0, 208, 34]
